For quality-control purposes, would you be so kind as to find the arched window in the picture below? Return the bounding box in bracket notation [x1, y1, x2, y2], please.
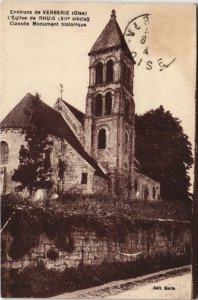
[125, 131, 129, 152]
[123, 62, 127, 85]
[153, 186, 156, 199]
[105, 92, 112, 115]
[96, 62, 103, 84]
[106, 60, 113, 83]
[134, 178, 138, 193]
[95, 94, 102, 116]
[144, 186, 149, 200]
[98, 129, 106, 149]
[0, 141, 9, 165]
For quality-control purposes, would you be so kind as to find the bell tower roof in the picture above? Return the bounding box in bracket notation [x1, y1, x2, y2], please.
[89, 10, 133, 59]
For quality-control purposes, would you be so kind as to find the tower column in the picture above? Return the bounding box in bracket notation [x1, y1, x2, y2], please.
[103, 64, 106, 84]
[85, 10, 135, 199]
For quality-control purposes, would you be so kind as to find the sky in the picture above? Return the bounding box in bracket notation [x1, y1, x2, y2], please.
[1, 1, 196, 187]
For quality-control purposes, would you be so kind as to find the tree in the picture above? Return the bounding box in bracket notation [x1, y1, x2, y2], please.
[135, 106, 193, 202]
[12, 94, 54, 195]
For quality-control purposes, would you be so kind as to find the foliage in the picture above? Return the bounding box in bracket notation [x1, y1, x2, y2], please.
[12, 93, 54, 195]
[1, 193, 191, 260]
[58, 192, 192, 221]
[1, 193, 28, 226]
[2, 251, 191, 297]
[7, 208, 43, 260]
[135, 106, 193, 202]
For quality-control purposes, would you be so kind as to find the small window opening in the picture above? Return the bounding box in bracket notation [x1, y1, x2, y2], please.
[95, 94, 103, 116]
[144, 186, 149, 200]
[153, 187, 156, 199]
[98, 129, 106, 149]
[105, 92, 112, 115]
[0, 141, 9, 165]
[106, 60, 113, 83]
[96, 62, 103, 84]
[134, 178, 138, 193]
[81, 173, 88, 184]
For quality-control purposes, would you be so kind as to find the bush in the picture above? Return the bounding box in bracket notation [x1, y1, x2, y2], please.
[2, 250, 191, 298]
[1, 192, 191, 259]
[58, 193, 192, 221]
[7, 207, 43, 259]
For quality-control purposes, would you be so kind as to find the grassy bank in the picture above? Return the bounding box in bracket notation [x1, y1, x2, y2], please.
[1, 193, 192, 297]
[2, 192, 192, 222]
[1, 192, 191, 260]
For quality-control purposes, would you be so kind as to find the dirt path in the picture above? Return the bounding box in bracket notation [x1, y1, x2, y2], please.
[105, 273, 191, 299]
[54, 265, 191, 299]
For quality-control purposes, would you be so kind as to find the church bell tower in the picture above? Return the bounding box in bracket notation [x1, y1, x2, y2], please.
[84, 10, 136, 197]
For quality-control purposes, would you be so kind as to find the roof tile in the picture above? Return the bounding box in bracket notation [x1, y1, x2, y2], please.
[60, 99, 85, 125]
[89, 10, 132, 59]
[1, 93, 107, 179]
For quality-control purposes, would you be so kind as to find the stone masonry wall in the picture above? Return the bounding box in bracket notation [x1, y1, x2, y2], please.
[1, 129, 25, 193]
[2, 221, 191, 273]
[1, 130, 108, 195]
[51, 137, 108, 195]
[134, 171, 160, 200]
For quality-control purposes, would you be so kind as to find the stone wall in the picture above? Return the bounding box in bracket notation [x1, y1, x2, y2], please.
[93, 175, 109, 195]
[1, 129, 25, 193]
[51, 137, 108, 195]
[1, 130, 108, 196]
[134, 171, 160, 200]
[2, 221, 191, 273]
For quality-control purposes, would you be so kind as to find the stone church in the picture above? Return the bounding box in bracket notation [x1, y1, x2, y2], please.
[1, 10, 160, 200]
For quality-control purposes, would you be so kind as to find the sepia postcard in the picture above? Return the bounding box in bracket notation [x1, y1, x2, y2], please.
[1, 1, 197, 298]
